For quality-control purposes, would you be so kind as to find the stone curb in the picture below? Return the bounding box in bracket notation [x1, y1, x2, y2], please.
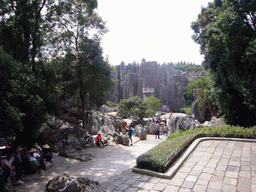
[132, 137, 256, 179]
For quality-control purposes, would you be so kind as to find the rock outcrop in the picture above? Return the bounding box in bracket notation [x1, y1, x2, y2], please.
[106, 61, 194, 111]
[168, 116, 227, 133]
[45, 173, 107, 192]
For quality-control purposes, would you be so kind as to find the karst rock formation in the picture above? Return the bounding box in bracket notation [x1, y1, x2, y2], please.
[106, 60, 205, 111]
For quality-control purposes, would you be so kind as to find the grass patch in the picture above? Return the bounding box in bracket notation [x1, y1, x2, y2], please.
[179, 107, 191, 115]
[136, 125, 256, 173]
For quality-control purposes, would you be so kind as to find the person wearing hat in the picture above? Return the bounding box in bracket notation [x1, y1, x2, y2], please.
[12, 147, 24, 174]
[95, 132, 104, 147]
[41, 144, 53, 163]
[33, 143, 42, 152]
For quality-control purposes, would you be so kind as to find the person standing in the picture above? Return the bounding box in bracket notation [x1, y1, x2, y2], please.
[127, 125, 133, 146]
[155, 124, 160, 139]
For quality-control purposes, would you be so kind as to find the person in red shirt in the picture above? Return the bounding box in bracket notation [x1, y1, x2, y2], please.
[95, 132, 103, 147]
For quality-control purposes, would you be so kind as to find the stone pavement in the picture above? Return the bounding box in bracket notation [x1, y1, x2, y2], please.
[102, 138, 256, 192]
[13, 135, 166, 191]
[13, 136, 256, 192]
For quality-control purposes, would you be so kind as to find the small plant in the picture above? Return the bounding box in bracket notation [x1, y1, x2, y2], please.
[106, 101, 117, 108]
[179, 107, 191, 115]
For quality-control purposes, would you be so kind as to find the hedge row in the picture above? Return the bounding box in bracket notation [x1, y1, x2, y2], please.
[136, 125, 256, 173]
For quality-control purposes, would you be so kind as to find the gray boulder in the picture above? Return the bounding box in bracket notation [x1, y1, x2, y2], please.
[148, 123, 157, 134]
[134, 124, 143, 137]
[45, 173, 107, 192]
[122, 135, 130, 146]
[140, 128, 147, 140]
[169, 116, 200, 133]
[115, 135, 123, 145]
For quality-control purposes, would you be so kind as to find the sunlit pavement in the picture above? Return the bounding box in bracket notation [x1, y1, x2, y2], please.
[13, 135, 166, 191]
[102, 138, 256, 192]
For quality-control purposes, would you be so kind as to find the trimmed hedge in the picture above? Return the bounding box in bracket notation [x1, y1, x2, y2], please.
[136, 125, 256, 173]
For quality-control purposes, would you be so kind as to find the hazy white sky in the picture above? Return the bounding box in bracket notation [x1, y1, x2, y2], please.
[96, 0, 212, 66]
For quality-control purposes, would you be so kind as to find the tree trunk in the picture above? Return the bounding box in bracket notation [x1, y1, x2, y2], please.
[81, 94, 86, 130]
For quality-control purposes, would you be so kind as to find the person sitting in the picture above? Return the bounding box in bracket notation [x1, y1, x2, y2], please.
[33, 143, 42, 153]
[2, 153, 24, 185]
[41, 144, 53, 163]
[95, 132, 104, 147]
[0, 150, 9, 187]
[29, 148, 40, 173]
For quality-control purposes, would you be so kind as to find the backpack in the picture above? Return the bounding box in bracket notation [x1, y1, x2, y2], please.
[131, 128, 135, 135]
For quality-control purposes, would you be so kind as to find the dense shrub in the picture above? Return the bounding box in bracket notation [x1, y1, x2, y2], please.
[136, 134, 200, 173]
[179, 108, 191, 115]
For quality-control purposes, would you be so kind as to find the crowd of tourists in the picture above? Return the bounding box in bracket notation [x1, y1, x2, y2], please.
[152, 112, 172, 139]
[0, 142, 53, 190]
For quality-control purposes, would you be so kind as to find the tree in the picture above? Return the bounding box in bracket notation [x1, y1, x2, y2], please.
[145, 96, 161, 117]
[0, 0, 49, 71]
[192, 0, 256, 127]
[117, 96, 147, 119]
[43, 0, 105, 60]
[197, 74, 218, 117]
[0, 47, 54, 142]
[45, 0, 112, 132]
[60, 38, 113, 132]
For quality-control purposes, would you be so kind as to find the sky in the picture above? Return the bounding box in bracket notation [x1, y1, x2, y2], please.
[96, 0, 212, 66]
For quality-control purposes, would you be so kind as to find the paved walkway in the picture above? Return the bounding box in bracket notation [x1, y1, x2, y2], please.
[14, 136, 256, 192]
[13, 135, 166, 191]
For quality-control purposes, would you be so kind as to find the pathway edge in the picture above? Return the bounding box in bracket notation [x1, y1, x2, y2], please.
[132, 137, 256, 179]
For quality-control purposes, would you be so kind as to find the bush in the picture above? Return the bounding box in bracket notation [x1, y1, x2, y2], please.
[136, 125, 256, 173]
[179, 108, 191, 115]
[136, 133, 200, 173]
[107, 101, 117, 108]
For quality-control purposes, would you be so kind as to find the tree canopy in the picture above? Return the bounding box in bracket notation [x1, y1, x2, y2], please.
[117, 96, 161, 119]
[0, 47, 55, 140]
[117, 96, 147, 119]
[0, 0, 112, 139]
[145, 96, 161, 117]
[192, 0, 256, 127]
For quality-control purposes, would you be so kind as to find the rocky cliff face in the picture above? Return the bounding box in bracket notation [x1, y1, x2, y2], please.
[106, 60, 195, 111]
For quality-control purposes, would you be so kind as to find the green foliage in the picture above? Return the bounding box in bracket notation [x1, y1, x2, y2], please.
[145, 96, 161, 117]
[0, 47, 48, 139]
[137, 125, 256, 173]
[107, 101, 117, 108]
[169, 125, 256, 140]
[192, 0, 256, 126]
[44, 0, 105, 60]
[183, 73, 218, 116]
[0, 0, 48, 70]
[179, 108, 191, 115]
[60, 38, 113, 130]
[183, 76, 208, 106]
[173, 62, 204, 72]
[136, 134, 199, 173]
[117, 96, 147, 119]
